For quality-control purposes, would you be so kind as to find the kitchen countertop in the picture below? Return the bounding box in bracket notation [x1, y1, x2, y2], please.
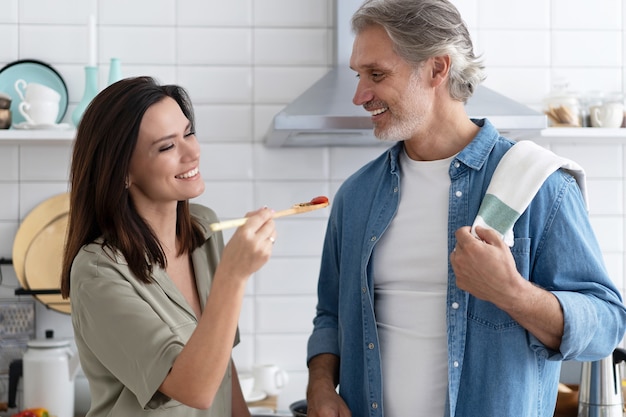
[0, 398, 288, 417]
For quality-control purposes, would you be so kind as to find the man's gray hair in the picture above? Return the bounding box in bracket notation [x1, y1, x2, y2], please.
[352, 0, 486, 102]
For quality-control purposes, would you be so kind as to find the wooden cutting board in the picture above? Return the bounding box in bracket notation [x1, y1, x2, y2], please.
[24, 214, 70, 314]
[12, 192, 70, 314]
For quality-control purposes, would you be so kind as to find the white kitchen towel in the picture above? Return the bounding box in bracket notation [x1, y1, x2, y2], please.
[471, 140, 587, 246]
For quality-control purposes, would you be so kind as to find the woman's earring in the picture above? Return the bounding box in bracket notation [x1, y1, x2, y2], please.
[125, 178, 130, 189]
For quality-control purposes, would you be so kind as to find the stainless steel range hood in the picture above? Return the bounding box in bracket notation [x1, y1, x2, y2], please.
[265, 67, 547, 147]
[264, 0, 547, 147]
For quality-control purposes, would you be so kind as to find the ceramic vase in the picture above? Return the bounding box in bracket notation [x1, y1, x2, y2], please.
[72, 66, 98, 127]
[107, 58, 122, 85]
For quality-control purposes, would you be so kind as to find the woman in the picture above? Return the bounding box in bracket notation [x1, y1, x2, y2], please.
[60, 76, 276, 416]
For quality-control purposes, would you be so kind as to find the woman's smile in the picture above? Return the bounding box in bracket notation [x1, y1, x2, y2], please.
[176, 167, 200, 179]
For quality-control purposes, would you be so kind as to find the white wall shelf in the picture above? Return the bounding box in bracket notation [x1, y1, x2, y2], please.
[0, 128, 76, 145]
[0, 127, 625, 146]
[541, 127, 626, 137]
[537, 128, 626, 143]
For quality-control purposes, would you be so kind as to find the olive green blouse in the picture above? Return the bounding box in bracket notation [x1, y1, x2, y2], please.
[70, 204, 238, 417]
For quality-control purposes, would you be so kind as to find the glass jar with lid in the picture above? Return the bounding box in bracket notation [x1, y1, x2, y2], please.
[543, 78, 582, 127]
[580, 91, 604, 128]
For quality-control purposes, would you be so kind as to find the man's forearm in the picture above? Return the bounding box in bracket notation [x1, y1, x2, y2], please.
[307, 353, 340, 394]
[500, 280, 564, 351]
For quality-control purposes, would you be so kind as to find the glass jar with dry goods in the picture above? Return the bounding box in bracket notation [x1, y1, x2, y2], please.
[580, 92, 604, 128]
[0, 92, 11, 129]
[543, 79, 582, 127]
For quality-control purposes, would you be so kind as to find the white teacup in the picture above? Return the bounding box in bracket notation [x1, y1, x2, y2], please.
[238, 373, 255, 399]
[253, 364, 289, 396]
[590, 102, 625, 128]
[19, 100, 59, 125]
[15, 79, 61, 104]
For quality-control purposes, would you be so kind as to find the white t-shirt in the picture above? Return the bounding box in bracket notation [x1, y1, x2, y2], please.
[372, 148, 454, 416]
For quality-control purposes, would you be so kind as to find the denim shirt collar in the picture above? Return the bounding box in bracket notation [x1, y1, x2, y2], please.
[387, 118, 500, 172]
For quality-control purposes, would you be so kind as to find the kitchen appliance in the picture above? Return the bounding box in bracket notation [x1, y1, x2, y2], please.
[265, 0, 547, 147]
[22, 337, 81, 417]
[578, 347, 626, 417]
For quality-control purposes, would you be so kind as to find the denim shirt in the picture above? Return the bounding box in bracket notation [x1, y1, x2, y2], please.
[307, 119, 626, 417]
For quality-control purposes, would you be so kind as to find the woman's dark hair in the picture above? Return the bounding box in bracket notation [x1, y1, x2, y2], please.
[61, 76, 205, 298]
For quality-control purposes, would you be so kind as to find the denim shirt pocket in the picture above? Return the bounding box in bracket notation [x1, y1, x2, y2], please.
[510, 237, 531, 280]
[467, 237, 530, 330]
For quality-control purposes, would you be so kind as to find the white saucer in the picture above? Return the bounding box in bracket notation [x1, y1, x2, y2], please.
[13, 122, 72, 130]
[248, 406, 274, 414]
[245, 390, 267, 403]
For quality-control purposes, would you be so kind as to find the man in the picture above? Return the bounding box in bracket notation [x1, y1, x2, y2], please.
[305, 0, 626, 416]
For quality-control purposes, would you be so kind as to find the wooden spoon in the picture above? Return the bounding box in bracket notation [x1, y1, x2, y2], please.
[209, 196, 329, 232]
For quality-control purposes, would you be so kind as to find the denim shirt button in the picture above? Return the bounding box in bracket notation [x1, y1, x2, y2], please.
[362, 287, 367, 293]
[371, 236, 377, 242]
[453, 361, 459, 367]
[455, 190, 462, 197]
[371, 402, 379, 410]
[393, 186, 398, 193]
[454, 161, 460, 168]
[368, 342, 375, 350]
[451, 302, 460, 309]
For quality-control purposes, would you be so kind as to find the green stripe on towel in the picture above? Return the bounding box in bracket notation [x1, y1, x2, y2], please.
[477, 194, 520, 235]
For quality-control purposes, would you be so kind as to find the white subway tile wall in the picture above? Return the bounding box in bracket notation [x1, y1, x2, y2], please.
[0, 0, 625, 410]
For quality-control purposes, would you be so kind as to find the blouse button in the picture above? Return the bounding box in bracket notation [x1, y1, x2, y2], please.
[455, 190, 462, 198]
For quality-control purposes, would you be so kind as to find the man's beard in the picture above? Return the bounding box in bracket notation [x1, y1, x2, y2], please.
[372, 72, 424, 142]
